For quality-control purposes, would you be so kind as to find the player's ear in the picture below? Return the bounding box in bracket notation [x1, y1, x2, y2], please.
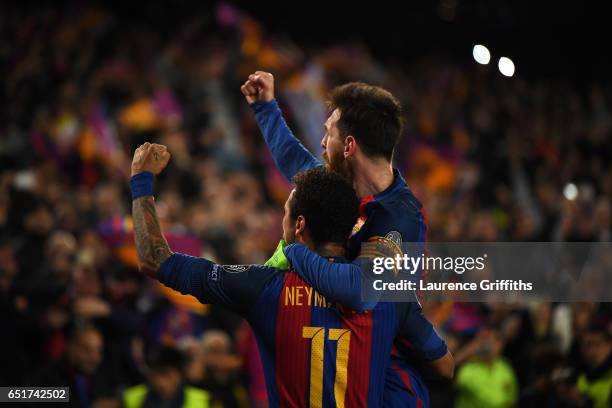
[295, 215, 306, 237]
[344, 135, 357, 158]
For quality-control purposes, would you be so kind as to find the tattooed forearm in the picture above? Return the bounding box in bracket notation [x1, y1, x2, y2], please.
[132, 196, 172, 277]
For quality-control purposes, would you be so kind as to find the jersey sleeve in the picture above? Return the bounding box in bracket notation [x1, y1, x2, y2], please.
[395, 302, 448, 361]
[157, 253, 277, 314]
[282, 243, 378, 312]
[285, 206, 416, 311]
[251, 99, 322, 181]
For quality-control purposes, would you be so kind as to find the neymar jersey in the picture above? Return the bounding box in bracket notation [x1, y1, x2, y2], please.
[158, 254, 441, 407]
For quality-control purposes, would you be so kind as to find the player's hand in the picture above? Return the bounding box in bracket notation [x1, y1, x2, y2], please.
[131, 142, 171, 177]
[241, 71, 275, 104]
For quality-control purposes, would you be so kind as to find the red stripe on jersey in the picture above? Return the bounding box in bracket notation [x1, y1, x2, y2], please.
[391, 363, 415, 396]
[392, 362, 424, 407]
[343, 311, 373, 406]
[275, 272, 312, 407]
[351, 195, 375, 238]
[359, 195, 375, 217]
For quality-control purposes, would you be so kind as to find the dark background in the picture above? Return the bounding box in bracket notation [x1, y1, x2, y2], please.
[109, 0, 607, 83]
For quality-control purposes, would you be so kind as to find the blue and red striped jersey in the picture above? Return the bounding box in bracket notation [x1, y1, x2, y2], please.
[158, 254, 438, 407]
[252, 99, 446, 407]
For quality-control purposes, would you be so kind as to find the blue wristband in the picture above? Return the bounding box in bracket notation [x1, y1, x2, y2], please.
[130, 171, 154, 200]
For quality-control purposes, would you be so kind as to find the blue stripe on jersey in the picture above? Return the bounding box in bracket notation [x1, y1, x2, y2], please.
[248, 276, 283, 407]
[368, 304, 399, 407]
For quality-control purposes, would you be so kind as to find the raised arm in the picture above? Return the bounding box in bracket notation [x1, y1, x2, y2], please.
[130, 142, 173, 277]
[241, 71, 321, 181]
[130, 143, 274, 313]
[157, 253, 274, 313]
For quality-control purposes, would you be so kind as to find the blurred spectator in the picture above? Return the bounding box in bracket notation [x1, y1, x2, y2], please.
[576, 325, 611, 408]
[454, 328, 518, 408]
[186, 330, 249, 408]
[29, 323, 118, 408]
[123, 346, 209, 408]
[0, 239, 39, 385]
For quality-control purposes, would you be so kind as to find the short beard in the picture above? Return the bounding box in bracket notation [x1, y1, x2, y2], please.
[325, 157, 352, 182]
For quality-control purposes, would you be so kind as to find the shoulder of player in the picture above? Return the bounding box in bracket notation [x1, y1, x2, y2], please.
[372, 190, 423, 218]
[393, 299, 421, 314]
[393, 301, 427, 333]
[366, 199, 425, 235]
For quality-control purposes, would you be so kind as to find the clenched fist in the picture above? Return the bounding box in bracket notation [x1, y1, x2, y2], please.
[131, 142, 171, 177]
[241, 71, 275, 104]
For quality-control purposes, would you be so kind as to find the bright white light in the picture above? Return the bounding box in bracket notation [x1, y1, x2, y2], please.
[498, 57, 515, 77]
[563, 183, 578, 201]
[472, 45, 491, 65]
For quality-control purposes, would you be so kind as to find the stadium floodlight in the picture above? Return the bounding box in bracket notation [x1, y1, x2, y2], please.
[498, 57, 515, 77]
[472, 44, 491, 65]
[563, 183, 578, 200]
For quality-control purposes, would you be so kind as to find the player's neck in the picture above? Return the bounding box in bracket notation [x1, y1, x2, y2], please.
[315, 242, 346, 259]
[350, 157, 394, 198]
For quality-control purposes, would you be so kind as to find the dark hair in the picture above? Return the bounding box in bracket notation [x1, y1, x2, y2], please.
[290, 167, 359, 248]
[330, 82, 402, 161]
[147, 346, 186, 373]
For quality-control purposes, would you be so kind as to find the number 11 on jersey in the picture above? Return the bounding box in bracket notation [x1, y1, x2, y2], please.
[302, 326, 352, 408]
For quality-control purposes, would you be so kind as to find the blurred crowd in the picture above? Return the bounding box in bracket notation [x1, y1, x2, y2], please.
[1, 2, 610, 408]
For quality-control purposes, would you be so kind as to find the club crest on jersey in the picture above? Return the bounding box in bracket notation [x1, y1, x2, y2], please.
[222, 265, 251, 273]
[385, 231, 402, 246]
